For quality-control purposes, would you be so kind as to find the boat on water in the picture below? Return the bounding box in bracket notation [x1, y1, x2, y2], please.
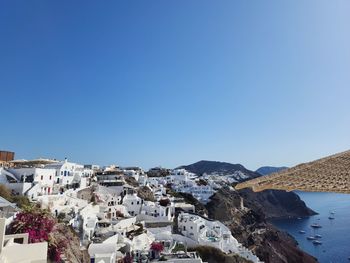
[311, 223, 322, 228]
[299, 230, 306, 234]
[315, 234, 322, 238]
[312, 240, 322, 245]
[307, 236, 316, 240]
[328, 211, 335, 220]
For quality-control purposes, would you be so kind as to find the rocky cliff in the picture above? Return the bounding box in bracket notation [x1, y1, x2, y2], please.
[56, 224, 90, 263]
[206, 187, 317, 263]
[238, 188, 316, 219]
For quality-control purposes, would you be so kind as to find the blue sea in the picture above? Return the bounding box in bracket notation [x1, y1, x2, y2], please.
[271, 191, 350, 263]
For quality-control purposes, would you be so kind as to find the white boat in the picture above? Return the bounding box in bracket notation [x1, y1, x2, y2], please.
[311, 223, 322, 228]
[315, 234, 322, 238]
[299, 230, 306, 234]
[312, 240, 322, 245]
[307, 236, 316, 240]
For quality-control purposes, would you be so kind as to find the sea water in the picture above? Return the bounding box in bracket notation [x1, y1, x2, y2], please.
[271, 191, 350, 263]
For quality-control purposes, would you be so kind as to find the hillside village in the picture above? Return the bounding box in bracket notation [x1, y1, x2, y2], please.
[0, 151, 263, 263]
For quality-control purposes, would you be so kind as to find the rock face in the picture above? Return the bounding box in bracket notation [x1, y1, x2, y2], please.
[56, 224, 90, 263]
[178, 160, 261, 181]
[239, 189, 316, 219]
[206, 187, 317, 263]
[137, 186, 155, 201]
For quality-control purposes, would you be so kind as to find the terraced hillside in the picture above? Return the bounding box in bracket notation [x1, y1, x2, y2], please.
[236, 150, 350, 193]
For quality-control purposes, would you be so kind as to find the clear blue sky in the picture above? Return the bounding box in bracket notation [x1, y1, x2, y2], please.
[1, 1, 350, 170]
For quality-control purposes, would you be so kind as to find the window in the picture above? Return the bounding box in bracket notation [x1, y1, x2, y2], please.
[137, 201, 139, 205]
[131, 202, 134, 205]
[190, 226, 193, 229]
[41, 175, 43, 180]
[49, 176, 52, 180]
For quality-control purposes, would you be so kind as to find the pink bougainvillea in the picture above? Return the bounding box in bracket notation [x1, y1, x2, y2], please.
[150, 242, 164, 252]
[11, 210, 55, 242]
[9, 206, 67, 262]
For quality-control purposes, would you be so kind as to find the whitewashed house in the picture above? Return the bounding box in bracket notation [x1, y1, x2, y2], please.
[138, 173, 148, 186]
[0, 167, 55, 199]
[44, 158, 84, 188]
[175, 184, 215, 204]
[8, 167, 55, 195]
[147, 177, 166, 188]
[88, 243, 118, 263]
[122, 194, 143, 216]
[93, 185, 129, 220]
[166, 169, 197, 184]
[123, 169, 140, 182]
[140, 200, 175, 221]
[178, 212, 262, 263]
[0, 218, 48, 263]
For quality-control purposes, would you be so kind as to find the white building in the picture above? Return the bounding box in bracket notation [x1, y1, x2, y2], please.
[177, 212, 262, 263]
[45, 158, 84, 188]
[174, 185, 215, 204]
[141, 200, 175, 221]
[0, 167, 55, 199]
[166, 169, 197, 185]
[88, 243, 118, 263]
[90, 185, 130, 220]
[122, 194, 143, 216]
[0, 218, 48, 263]
[78, 204, 100, 242]
[147, 177, 166, 188]
[8, 167, 55, 195]
[123, 169, 140, 182]
[138, 173, 148, 186]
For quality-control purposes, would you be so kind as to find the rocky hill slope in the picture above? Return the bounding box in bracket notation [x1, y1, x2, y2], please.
[206, 187, 317, 263]
[238, 188, 316, 219]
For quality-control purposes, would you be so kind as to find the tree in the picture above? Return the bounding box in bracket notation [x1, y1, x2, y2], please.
[0, 184, 12, 200]
[0, 184, 30, 208]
